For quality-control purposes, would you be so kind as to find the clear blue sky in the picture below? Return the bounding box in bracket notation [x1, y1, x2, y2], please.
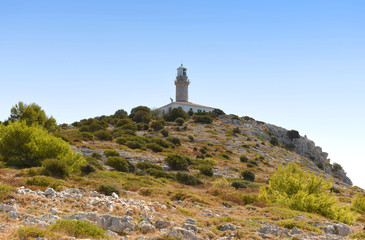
[1, 1, 364, 187]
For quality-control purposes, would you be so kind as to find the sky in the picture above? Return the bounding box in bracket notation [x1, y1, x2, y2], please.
[0, 1, 364, 188]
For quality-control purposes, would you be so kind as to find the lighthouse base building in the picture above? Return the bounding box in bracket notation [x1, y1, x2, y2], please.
[156, 65, 215, 115]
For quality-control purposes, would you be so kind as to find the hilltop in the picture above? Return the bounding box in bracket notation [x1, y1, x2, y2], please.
[0, 103, 364, 240]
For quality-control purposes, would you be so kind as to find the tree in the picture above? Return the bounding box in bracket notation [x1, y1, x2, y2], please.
[114, 109, 128, 119]
[0, 121, 84, 170]
[9, 101, 58, 132]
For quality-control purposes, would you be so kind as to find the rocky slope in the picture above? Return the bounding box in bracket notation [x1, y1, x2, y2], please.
[0, 115, 364, 240]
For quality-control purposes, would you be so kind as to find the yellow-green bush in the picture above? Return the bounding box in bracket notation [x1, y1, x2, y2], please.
[352, 193, 365, 214]
[259, 163, 357, 224]
[18, 226, 46, 239]
[0, 121, 84, 171]
[0, 183, 13, 200]
[50, 219, 106, 238]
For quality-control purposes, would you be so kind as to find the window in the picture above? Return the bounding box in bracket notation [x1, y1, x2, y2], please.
[198, 109, 202, 113]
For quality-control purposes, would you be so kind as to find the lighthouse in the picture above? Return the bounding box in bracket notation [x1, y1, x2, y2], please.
[175, 64, 190, 102]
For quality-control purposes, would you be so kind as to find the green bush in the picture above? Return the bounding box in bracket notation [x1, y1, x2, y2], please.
[198, 165, 213, 177]
[97, 184, 120, 196]
[85, 157, 103, 170]
[80, 164, 96, 175]
[91, 152, 102, 159]
[240, 155, 248, 163]
[42, 159, 69, 178]
[146, 143, 163, 152]
[126, 141, 144, 149]
[136, 162, 164, 171]
[18, 226, 46, 239]
[233, 127, 241, 135]
[241, 170, 255, 182]
[80, 131, 94, 140]
[50, 219, 106, 238]
[0, 121, 84, 171]
[175, 117, 185, 126]
[93, 130, 113, 141]
[270, 137, 279, 146]
[188, 135, 194, 142]
[166, 137, 181, 146]
[160, 129, 169, 137]
[194, 115, 213, 124]
[212, 108, 225, 116]
[105, 157, 134, 173]
[352, 194, 365, 214]
[259, 163, 357, 224]
[26, 176, 65, 190]
[130, 106, 151, 123]
[137, 123, 149, 131]
[163, 108, 188, 122]
[150, 121, 164, 131]
[146, 168, 175, 179]
[165, 153, 189, 171]
[103, 149, 120, 157]
[231, 180, 247, 189]
[153, 138, 170, 148]
[176, 172, 203, 186]
[0, 183, 13, 201]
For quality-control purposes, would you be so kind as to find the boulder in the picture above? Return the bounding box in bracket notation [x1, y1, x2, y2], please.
[97, 215, 136, 234]
[7, 211, 19, 219]
[164, 227, 198, 240]
[140, 221, 156, 234]
[154, 220, 172, 229]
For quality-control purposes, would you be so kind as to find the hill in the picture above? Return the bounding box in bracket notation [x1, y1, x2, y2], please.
[0, 104, 364, 240]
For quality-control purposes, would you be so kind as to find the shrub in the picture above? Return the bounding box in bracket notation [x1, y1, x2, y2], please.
[153, 138, 170, 148]
[93, 130, 113, 141]
[85, 157, 103, 170]
[176, 172, 203, 186]
[42, 159, 69, 178]
[241, 170, 255, 182]
[150, 121, 164, 131]
[50, 219, 106, 238]
[105, 157, 133, 172]
[222, 154, 230, 160]
[163, 108, 188, 122]
[212, 108, 225, 116]
[146, 143, 163, 152]
[248, 159, 258, 166]
[240, 155, 248, 163]
[26, 176, 64, 190]
[18, 226, 46, 239]
[137, 123, 149, 131]
[287, 130, 300, 140]
[175, 117, 185, 126]
[136, 162, 164, 171]
[231, 180, 247, 189]
[0, 183, 13, 201]
[80, 131, 94, 140]
[259, 163, 357, 224]
[97, 184, 120, 196]
[116, 118, 133, 127]
[91, 152, 102, 159]
[0, 121, 84, 171]
[130, 106, 151, 123]
[161, 129, 169, 137]
[233, 127, 241, 135]
[80, 164, 96, 175]
[166, 137, 181, 146]
[188, 135, 194, 142]
[270, 137, 279, 146]
[198, 165, 213, 177]
[103, 149, 120, 157]
[147, 168, 175, 179]
[114, 109, 128, 119]
[126, 141, 143, 149]
[194, 115, 213, 124]
[353, 194, 365, 214]
[213, 178, 233, 190]
[165, 153, 189, 171]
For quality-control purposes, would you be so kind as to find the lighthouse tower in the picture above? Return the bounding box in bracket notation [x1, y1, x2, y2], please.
[175, 64, 190, 102]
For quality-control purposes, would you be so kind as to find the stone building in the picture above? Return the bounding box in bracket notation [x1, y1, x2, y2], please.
[157, 65, 215, 115]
